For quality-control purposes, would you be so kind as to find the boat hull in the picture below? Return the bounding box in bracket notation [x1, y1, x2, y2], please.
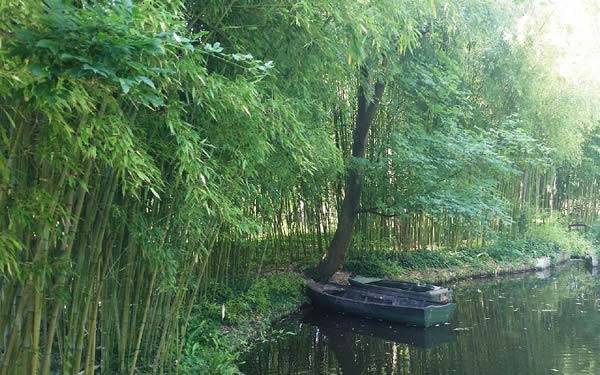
[306, 282, 455, 327]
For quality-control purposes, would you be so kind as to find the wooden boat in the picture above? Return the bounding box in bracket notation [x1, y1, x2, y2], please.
[349, 276, 452, 303]
[305, 281, 455, 327]
[301, 309, 456, 349]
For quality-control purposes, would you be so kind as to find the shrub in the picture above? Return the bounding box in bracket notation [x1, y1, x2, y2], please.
[344, 223, 594, 279]
[180, 273, 304, 374]
[527, 221, 592, 257]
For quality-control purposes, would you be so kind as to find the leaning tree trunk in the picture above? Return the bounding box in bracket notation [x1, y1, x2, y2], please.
[315, 66, 384, 281]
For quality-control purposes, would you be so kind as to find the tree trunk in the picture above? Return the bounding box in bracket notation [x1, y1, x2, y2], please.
[315, 66, 384, 281]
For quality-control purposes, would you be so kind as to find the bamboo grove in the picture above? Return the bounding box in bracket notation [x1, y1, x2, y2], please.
[1, 0, 600, 374]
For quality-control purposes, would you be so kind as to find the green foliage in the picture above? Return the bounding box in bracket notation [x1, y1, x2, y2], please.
[180, 274, 304, 374]
[526, 220, 593, 257]
[345, 227, 591, 280]
[194, 274, 304, 326]
[0, 233, 21, 278]
[180, 329, 241, 375]
[2, 0, 600, 373]
[590, 222, 600, 244]
[224, 274, 304, 323]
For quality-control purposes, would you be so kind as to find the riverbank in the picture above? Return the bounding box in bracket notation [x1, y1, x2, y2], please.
[239, 259, 600, 374]
[185, 235, 597, 373]
[179, 274, 305, 373]
[345, 227, 598, 284]
[344, 241, 570, 285]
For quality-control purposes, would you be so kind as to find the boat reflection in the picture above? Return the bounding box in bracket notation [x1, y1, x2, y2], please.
[301, 308, 457, 349]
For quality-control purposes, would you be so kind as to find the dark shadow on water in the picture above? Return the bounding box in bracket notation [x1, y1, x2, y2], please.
[301, 308, 457, 349]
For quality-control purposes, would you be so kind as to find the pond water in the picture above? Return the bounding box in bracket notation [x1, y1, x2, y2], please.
[239, 261, 600, 375]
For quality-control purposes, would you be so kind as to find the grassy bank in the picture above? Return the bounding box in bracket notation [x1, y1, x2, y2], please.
[179, 274, 304, 374]
[345, 226, 597, 284]
[345, 239, 568, 284]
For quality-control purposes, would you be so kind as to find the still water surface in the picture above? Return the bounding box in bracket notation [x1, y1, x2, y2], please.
[240, 261, 600, 374]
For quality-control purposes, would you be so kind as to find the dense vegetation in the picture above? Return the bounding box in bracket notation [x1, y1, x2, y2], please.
[1, 0, 599, 374]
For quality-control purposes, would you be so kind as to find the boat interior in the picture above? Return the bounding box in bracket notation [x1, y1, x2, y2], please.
[325, 287, 435, 307]
[371, 280, 438, 292]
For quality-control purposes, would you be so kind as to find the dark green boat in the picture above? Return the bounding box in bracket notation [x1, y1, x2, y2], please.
[349, 276, 452, 303]
[306, 281, 456, 327]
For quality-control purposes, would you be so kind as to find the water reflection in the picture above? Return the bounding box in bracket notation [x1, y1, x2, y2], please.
[302, 310, 456, 349]
[240, 261, 600, 375]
